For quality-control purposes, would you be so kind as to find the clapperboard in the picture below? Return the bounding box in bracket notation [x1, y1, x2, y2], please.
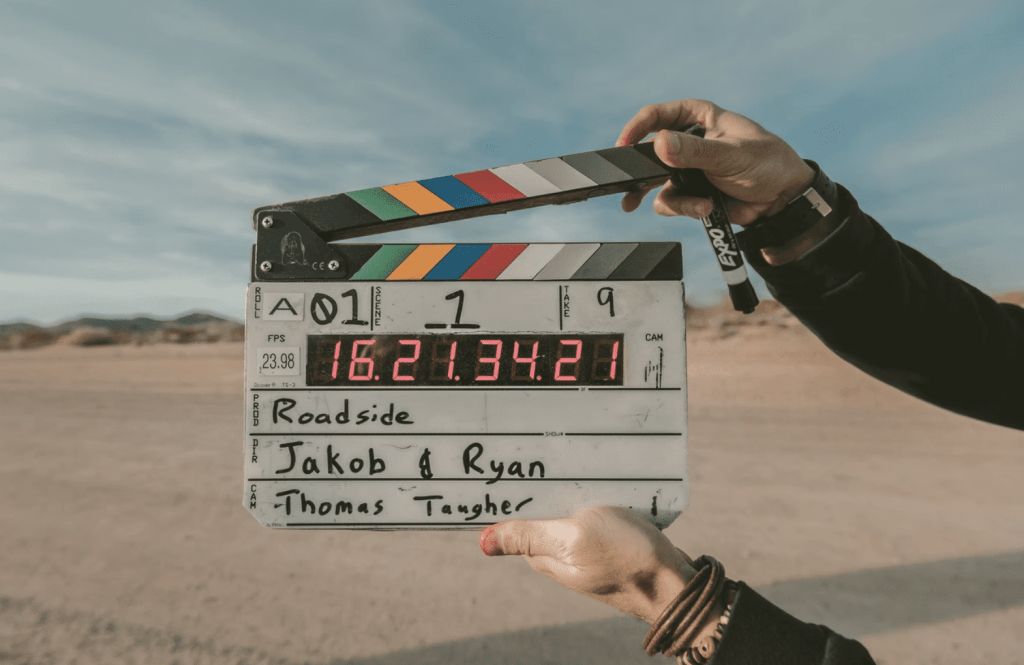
[244, 143, 688, 530]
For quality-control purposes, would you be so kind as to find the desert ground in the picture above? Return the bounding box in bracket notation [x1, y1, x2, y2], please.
[1, 316, 1022, 664]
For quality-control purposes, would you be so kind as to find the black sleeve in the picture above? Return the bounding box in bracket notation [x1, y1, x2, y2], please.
[746, 184, 1024, 431]
[712, 583, 875, 665]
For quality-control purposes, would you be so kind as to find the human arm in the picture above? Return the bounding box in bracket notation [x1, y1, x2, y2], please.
[747, 194, 1024, 430]
[619, 99, 1024, 430]
[480, 506, 876, 664]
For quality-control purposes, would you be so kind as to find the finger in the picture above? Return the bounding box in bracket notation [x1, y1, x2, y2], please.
[655, 188, 757, 229]
[480, 519, 573, 557]
[620, 182, 661, 212]
[479, 524, 502, 555]
[652, 129, 734, 174]
[615, 99, 717, 147]
[652, 180, 713, 218]
[652, 194, 713, 219]
[621, 189, 645, 213]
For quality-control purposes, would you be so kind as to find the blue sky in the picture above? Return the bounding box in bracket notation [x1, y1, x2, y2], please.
[2, 0, 1023, 323]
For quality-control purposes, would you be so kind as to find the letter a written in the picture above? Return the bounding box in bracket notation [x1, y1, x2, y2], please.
[270, 298, 298, 316]
[264, 293, 304, 321]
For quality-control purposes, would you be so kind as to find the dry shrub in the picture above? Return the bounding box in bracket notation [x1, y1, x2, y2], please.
[58, 327, 116, 347]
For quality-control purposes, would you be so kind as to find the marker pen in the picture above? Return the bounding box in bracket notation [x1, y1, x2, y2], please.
[670, 125, 759, 314]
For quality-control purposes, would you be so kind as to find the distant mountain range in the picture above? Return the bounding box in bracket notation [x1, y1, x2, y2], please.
[0, 312, 244, 350]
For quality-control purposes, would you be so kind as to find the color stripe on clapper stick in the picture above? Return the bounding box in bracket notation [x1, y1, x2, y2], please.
[258, 143, 672, 241]
[347, 242, 681, 281]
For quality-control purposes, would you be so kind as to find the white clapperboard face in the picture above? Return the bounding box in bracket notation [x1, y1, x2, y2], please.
[244, 242, 687, 530]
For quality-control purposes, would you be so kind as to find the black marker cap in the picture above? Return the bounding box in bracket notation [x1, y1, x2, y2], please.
[728, 280, 759, 314]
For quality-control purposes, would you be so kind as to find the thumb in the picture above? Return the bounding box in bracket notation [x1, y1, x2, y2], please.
[479, 519, 565, 557]
[653, 129, 732, 173]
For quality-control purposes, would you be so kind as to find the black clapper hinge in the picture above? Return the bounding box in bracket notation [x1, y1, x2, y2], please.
[253, 210, 349, 282]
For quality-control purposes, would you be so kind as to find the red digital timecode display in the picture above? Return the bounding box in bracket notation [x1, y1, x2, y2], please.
[306, 334, 624, 387]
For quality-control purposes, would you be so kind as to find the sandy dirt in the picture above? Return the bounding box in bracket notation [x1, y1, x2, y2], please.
[1, 330, 1022, 664]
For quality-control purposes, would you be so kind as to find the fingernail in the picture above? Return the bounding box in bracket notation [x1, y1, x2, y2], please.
[480, 525, 500, 556]
[665, 131, 681, 155]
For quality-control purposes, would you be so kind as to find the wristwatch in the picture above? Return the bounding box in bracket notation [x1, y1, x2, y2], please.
[735, 161, 840, 252]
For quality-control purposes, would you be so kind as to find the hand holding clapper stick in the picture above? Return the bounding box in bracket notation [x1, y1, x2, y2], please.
[669, 124, 759, 313]
[254, 125, 759, 312]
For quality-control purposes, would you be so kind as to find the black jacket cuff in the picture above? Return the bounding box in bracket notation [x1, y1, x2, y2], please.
[745, 184, 876, 300]
[712, 583, 875, 665]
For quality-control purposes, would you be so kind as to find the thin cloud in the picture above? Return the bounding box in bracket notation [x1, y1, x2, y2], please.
[1, 0, 1022, 321]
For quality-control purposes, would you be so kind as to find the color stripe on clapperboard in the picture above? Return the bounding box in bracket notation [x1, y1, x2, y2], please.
[339, 143, 671, 228]
[331, 142, 680, 280]
[347, 242, 681, 281]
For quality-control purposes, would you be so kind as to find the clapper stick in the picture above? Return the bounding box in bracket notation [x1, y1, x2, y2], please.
[253, 137, 759, 312]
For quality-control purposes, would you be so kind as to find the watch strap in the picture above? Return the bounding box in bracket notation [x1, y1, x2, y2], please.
[735, 161, 839, 252]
